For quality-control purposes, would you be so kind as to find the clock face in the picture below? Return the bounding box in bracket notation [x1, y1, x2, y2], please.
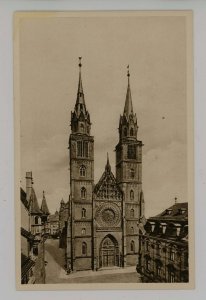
[95, 203, 121, 228]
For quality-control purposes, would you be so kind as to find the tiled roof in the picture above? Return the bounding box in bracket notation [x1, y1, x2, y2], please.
[150, 202, 188, 222]
[21, 227, 35, 241]
[29, 187, 42, 215]
[21, 253, 35, 278]
[20, 188, 29, 210]
[41, 192, 50, 215]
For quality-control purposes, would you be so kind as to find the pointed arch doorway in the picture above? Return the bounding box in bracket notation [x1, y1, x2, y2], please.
[99, 235, 120, 268]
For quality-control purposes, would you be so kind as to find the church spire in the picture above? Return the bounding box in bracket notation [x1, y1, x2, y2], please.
[76, 57, 85, 106]
[118, 65, 138, 141]
[71, 57, 91, 135]
[41, 190, 50, 216]
[123, 65, 133, 118]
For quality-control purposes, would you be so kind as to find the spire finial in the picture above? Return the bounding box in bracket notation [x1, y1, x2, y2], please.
[127, 64, 130, 84]
[79, 57, 82, 69]
[174, 197, 177, 204]
[43, 190, 45, 198]
[105, 152, 111, 172]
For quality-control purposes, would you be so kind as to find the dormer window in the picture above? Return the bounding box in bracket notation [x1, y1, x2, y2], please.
[174, 223, 181, 236]
[179, 208, 186, 215]
[124, 127, 127, 137]
[160, 222, 167, 234]
[166, 209, 172, 215]
[149, 221, 155, 232]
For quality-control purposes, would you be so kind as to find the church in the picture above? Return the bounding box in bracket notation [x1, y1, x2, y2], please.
[66, 58, 145, 272]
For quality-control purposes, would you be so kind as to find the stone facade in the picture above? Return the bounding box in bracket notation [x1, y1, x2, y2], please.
[137, 202, 189, 283]
[66, 60, 145, 273]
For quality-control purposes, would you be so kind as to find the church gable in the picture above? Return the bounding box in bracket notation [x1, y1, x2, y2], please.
[94, 156, 122, 201]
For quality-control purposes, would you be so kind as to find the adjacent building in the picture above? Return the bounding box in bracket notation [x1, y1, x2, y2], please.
[20, 172, 46, 284]
[20, 187, 35, 284]
[137, 202, 189, 283]
[48, 210, 60, 237]
[65, 59, 145, 273]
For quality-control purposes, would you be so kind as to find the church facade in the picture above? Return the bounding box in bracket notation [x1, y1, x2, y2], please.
[66, 59, 145, 272]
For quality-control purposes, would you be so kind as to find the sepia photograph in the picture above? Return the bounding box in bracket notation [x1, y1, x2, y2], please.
[14, 11, 194, 290]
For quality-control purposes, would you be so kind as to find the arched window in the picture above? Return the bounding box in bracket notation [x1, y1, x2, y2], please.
[131, 227, 134, 234]
[130, 168, 135, 178]
[80, 123, 84, 133]
[82, 208, 86, 218]
[82, 242, 87, 255]
[130, 190, 134, 201]
[131, 240, 135, 252]
[81, 187, 86, 199]
[81, 228, 86, 235]
[130, 208, 134, 218]
[35, 216, 39, 225]
[80, 165, 86, 177]
[130, 127, 134, 136]
[124, 127, 127, 137]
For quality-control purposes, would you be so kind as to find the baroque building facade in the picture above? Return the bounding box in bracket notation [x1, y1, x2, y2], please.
[66, 59, 145, 272]
[136, 202, 189, 282]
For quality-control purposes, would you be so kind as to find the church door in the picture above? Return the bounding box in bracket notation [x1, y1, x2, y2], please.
[100, 236, 119, 268]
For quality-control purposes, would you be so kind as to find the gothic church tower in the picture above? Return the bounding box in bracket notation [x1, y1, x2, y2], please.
[67, 58, 94, 272]
[115, 67, 145, 266]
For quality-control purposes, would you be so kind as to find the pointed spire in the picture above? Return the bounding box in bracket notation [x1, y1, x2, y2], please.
[41, 190, 50, 215]
[105, 152, 111, 172]
[123, 65, 133, 117]
[76, 57, 85, 106]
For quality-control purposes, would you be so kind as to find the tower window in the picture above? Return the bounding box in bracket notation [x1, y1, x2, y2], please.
[80, 165, 86, 177]
[130, 128, 134, 136]
[128, 144, 136, 159]
[80, 123, 84, 133]
[81, 187, 86, 199]
[77, 141, 89, 158]
[130, 240, 135, 252]
[35, 216, 39, 225]
[82, 242, 87, 255]
[81, 228, 86, 235]
[131, 227, 134, 234]
[124, 127, 127, 137]
[130, 208, 134, 218]
[130, 190, 134, 201]
[130, 168, 135, 179]
[81, 208, 86, 218]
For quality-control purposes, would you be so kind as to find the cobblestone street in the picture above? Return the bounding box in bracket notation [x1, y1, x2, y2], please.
[45, 239, 142, 283]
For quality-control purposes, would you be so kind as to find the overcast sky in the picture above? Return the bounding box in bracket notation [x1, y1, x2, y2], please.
[18, 13, 188, 217]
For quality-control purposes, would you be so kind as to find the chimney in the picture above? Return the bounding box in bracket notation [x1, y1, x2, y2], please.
[26, 171, 33, 202]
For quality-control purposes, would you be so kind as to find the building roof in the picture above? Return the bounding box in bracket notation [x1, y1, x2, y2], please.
[41, 191, 50, 215]
[20, 187, 29, 210]
[29, 187, 42, 215]
[94, 154, 122, 200]
[21, 227, 35, 241]
[150, 202, 188, 222]
[21, 253, 35, 278]
[142, 202, 188, 243]
[48, 211, 59, 222]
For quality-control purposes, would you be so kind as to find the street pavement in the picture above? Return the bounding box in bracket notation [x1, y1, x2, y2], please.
[45, 239, 142, 283]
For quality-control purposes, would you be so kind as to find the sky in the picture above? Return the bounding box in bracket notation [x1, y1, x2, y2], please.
[18, 13, 188, 217]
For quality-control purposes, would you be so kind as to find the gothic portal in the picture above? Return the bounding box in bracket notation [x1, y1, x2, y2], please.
[66, 58, 145, 272]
